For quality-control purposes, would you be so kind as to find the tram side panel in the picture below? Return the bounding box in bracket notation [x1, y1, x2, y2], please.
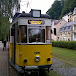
[15, 44, 20, 65]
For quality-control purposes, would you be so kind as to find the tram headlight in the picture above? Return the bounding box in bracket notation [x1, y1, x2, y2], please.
[35, 56, 40, 62]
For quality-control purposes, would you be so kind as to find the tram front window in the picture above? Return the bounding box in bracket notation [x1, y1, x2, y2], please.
[28, 26, 45, 43]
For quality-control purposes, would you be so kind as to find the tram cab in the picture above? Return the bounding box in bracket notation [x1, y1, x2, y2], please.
[9, 9, 52, 73]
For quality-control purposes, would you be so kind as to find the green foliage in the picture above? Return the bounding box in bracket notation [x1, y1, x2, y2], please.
[0, 17, 10, 40]
[46, 0, 63, 19]
[0, 0, 18, 40]
[52, 41, 76, 50]
[60, 0, 76, 18]
[47, 0, 76, 19]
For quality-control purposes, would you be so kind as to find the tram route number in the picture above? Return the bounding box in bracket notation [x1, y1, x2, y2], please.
[34, 52, 40, 54]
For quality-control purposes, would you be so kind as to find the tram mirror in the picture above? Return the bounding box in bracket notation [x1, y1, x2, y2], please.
[11, 28, 15, 36]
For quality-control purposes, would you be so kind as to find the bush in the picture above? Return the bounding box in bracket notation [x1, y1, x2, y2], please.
[52, 41, 76, 50]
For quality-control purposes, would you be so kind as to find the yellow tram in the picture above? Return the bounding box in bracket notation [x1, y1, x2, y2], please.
[9, 9, 52, 74]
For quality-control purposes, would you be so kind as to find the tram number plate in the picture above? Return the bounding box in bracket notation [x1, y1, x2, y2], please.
[34, 52, 40, 54]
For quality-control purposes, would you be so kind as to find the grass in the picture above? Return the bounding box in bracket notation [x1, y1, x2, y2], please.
[52, 47, 76, 67]
[48, 71, 61, 76]
[43, 47, 76, 76]
[39, 70, 61, 76]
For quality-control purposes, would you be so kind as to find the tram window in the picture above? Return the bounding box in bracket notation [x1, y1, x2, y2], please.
[46, 26, 51, 43]
[19, 26, 27, 43]
[28, 27, 45, 43]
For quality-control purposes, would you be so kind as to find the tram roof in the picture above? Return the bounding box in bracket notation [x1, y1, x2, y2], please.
[13, 12, 51, 21]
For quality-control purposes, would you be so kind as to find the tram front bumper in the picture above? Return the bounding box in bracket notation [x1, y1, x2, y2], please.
[24, 64, 52, 71]
[18, 64, 53, 73]
[25, 66, 38, 70]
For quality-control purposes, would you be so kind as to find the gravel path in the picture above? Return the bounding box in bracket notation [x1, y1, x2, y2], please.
[53, 58, 76, 76]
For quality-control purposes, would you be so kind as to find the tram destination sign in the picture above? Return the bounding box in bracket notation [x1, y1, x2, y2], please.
[28, 20, 45, 25]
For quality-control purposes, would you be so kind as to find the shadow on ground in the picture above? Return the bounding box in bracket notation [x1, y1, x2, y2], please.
[19, 70, 49, 76]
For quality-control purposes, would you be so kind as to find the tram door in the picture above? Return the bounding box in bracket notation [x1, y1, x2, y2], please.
[12, 24, 16, 64]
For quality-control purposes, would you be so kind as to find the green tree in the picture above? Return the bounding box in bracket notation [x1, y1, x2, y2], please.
[60, 0, 76, 18]
[47, 0, 76, 19]
[0, 0, 18, 40]
[46, 0, 63, 19]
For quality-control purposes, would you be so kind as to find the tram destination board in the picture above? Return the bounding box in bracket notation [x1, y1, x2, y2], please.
[28, 20, 45, 25]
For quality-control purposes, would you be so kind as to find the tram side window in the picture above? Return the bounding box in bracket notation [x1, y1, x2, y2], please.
[19, 26, 27, 43]
[46, 26, 51, 43]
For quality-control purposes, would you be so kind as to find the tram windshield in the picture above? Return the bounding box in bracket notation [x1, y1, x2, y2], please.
[18, 26, 51, 43]
[28, 26, 45, 43]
